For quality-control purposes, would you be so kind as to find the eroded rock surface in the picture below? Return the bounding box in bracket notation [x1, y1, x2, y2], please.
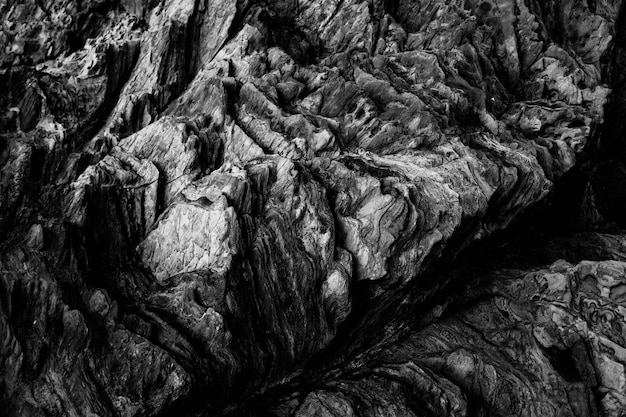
[2, 0, 626, 416]
[286, 259, 626, 417]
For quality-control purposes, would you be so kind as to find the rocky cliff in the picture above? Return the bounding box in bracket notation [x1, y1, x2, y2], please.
[2, 0, 626, 416]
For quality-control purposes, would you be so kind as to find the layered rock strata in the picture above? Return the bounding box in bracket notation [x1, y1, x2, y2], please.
[1, 0, 626, 416]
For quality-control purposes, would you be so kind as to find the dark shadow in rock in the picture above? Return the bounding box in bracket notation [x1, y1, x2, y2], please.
[257, 10, 325, 66]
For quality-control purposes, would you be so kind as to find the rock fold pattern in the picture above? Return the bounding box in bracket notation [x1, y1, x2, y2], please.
[1, 0, 626, 416]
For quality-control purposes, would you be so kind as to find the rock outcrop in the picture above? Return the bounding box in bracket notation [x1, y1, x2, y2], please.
[2, 0, 626, 416]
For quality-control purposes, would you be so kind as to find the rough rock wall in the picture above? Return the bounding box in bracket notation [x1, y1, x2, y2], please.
[1, 0, 626, 416]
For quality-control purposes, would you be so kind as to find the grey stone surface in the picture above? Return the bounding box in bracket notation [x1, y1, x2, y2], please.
[2, 0, 626, 416]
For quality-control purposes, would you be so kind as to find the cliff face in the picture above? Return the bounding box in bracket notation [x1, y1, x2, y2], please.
[1, 0, 626, 416]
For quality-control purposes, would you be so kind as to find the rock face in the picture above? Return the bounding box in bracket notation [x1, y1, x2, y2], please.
[2, 0, 626, 416]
